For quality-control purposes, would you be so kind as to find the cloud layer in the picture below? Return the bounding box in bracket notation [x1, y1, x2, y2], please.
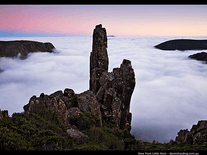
[1, 36, 207, 143]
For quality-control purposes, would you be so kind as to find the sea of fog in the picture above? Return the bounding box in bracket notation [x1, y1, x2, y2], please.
[1, 35, 207, 143]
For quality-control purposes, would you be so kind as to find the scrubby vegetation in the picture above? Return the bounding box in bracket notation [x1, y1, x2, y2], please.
[1, 107, 207, 151]
[71, 120, 140, 151]
[0, 106, 139, 151]
[0, 110, 73, 150]
[71, 95, 78, 107]
[68, 112, 140, 150]
[70, 112, 101, 131]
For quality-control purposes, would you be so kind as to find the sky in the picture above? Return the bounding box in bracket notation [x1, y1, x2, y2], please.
[1, 5, 207, 36]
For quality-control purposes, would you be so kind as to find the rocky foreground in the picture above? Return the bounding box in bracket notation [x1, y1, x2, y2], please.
[1, 25, 207, 151]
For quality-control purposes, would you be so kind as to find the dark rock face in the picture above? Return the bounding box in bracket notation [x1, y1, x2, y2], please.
[90, 24, 108, 93]
[175, 120, 207, 145]
[0, 40, 55, 58]
[189, 52, 207, 63]
[77, 90, 102, 126]
[89, 24, 135, 131]
[155, 39, 207, 51]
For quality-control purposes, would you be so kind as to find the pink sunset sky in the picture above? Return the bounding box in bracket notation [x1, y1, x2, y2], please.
[1, 5, 207, 36]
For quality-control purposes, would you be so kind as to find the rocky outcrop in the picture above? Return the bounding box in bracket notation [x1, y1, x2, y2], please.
[89, 24, 135, 131]
[175, 120, 207, 145]
[189, 52, 207, 63]
[77, 90, 102, 126]
[0, 109, 8, 119]
[155, 39, 207, 51]
[23, 24, 135, 133]
[24, 89, 72, 127]
[90, 24, 108, 93]
[0, 40, 55, 58]
[97, 59, 135, 131]
[23, 89, 102, 129]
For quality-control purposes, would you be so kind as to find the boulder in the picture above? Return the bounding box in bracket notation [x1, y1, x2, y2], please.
[64, 88, 75, 97]
[0, 40, 55, 58]
[155, 39, 207, 51]
[67, 128, 89, 141]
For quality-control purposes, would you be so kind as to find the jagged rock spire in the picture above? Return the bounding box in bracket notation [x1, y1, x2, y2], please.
[89, 24, 135, 131]
[90, 24, 109, 94]
[23, 24, 135, 132]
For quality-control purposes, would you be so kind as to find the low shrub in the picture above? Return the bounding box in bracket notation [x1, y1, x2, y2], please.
[0, 109, 73, 150]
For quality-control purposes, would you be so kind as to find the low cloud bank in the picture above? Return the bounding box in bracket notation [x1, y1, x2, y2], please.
[1, 36, 207, 143]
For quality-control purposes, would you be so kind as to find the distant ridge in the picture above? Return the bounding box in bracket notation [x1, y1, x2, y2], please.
[0, 40, 55, 59]
[107, 35, 115, 37]
[155, 39, 207, 51]
[189, 52, 207, 63]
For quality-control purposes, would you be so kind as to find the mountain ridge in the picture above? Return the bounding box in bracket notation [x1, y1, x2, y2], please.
[155, 39, 207, 51]
[0, 40, 55, 59]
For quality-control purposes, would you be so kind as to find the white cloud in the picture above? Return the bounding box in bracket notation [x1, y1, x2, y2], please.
[1, 36, 207, 143]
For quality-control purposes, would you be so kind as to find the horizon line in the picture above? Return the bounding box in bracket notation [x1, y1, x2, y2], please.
[1, 31, 207, 38]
